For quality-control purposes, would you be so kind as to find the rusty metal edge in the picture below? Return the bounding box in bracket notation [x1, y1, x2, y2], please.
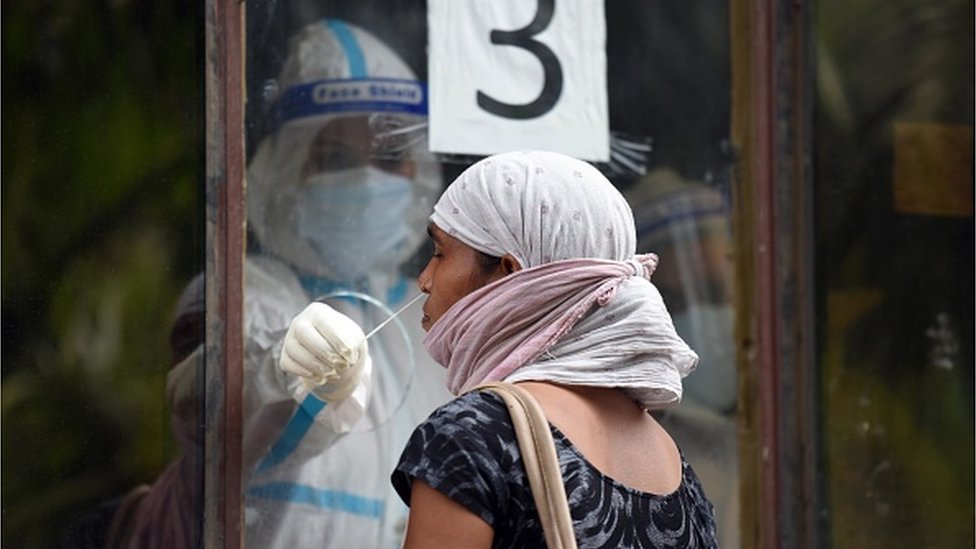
[731, 0, 781, 547]
[204, 0, 245, 546]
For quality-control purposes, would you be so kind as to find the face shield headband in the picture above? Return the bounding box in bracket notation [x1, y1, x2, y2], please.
[273, 77, 428, 131]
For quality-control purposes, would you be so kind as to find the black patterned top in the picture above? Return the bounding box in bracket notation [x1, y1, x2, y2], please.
[392, 390, 720, 549]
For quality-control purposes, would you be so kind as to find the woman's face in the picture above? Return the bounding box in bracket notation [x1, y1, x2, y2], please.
[417, 223, 508, 331]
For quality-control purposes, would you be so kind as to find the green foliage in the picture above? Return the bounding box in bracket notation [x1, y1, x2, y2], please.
[2, 1, 203, 547]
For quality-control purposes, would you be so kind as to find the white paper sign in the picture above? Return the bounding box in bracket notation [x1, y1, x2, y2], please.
[428, 0, 609, 161]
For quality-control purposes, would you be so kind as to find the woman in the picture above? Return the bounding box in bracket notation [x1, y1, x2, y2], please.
[392, 150, 719, 547]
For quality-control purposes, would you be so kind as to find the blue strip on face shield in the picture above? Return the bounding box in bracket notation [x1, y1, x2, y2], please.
[273, 78, 429, 130]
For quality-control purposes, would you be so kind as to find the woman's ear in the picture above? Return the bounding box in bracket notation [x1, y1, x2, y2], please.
[500, 254, 522, 275]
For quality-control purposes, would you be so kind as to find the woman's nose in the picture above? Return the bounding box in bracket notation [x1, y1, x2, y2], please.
[417, 271, 431, 294]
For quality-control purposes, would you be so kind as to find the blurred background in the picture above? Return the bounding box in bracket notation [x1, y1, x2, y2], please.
[3, 2, 204, 548]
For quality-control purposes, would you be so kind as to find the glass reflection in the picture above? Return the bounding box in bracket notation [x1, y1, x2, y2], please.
[240, 1, 736, 547]
[626, 169, 739, 549]
[604, 1, 736, 544]
[813, 0, 974, 545]
[243, 12, 451, 549]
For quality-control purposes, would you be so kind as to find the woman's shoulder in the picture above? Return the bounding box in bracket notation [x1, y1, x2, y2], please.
[393, 389, 522, 508]
[402, 390, 524, 476]
[421, 389, 512, 434]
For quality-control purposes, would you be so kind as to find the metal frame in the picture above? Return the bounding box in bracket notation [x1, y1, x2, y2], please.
[201, 0, 823, 546]
[730, 1, 779, 544]
[731, 0, 817, 547]
[205, 0, 246, 546]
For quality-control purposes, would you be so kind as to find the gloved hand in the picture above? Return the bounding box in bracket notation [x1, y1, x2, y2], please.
[279, 302, 370, 403]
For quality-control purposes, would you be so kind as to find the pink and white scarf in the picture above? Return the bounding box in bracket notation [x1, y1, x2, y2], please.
[423, 150, 698, 410]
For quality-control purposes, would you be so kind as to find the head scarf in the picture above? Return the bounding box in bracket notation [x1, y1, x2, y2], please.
[423, 150, 698, 410]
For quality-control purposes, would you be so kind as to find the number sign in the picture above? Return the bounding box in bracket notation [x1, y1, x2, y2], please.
[428, 0, 609, 161]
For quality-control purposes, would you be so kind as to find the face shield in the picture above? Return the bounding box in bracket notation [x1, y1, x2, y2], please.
[247, 19, 440, 281]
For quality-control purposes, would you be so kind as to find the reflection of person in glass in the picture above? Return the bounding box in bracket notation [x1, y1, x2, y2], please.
[242, 19, 451, 548]
[60, 274, 206, 549]
[625, 167, 739, 549]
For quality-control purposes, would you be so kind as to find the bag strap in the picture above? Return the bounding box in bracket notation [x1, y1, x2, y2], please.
[474, 382, 578, 549]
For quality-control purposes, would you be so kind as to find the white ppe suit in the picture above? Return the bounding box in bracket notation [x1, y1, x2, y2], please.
[241, 19, 451, 549]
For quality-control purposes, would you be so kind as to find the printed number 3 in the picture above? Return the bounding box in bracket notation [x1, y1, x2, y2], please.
[476, 0, 564, 120]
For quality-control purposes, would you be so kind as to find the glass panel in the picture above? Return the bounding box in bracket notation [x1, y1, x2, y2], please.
[243, 2, 733, 547]
[2, 3, 205, 548]
[244, 4, 444, 547]
[608, 4, 737, 548]
[813, 0, 974, 546]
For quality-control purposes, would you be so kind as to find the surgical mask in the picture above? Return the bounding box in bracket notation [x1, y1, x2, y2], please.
[166, 347, 204, 451]
[296, 166, 414, 281]
[672, 303, 737, 414]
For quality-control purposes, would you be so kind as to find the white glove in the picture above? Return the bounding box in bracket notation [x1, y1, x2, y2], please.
[279, 302, 370, 403]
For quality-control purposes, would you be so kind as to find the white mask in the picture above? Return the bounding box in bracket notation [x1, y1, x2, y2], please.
[296, 166, 414, 281]
[166, 347, 204, 451]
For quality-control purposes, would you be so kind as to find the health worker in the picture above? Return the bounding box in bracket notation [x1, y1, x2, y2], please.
[241, 18, 451, 549]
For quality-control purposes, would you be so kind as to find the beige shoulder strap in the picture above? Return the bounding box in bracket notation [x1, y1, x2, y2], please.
[475, 381, 578, 549]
